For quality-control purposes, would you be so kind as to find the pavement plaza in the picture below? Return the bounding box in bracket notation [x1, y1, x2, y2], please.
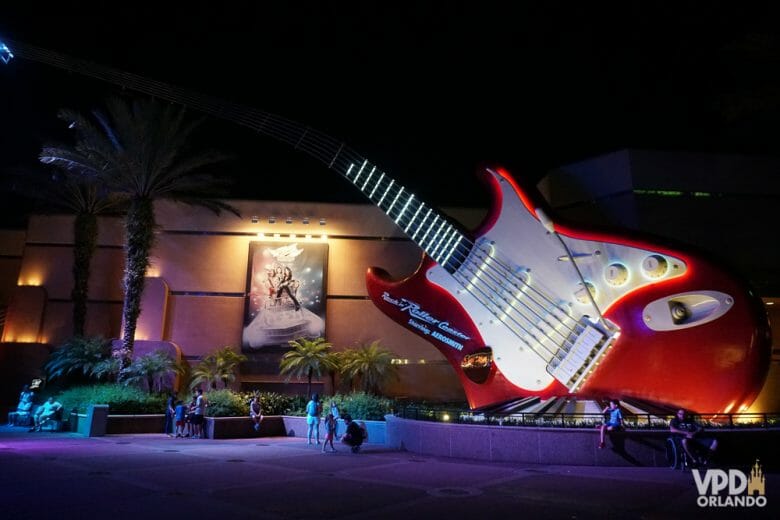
[0, 428, 777, 519]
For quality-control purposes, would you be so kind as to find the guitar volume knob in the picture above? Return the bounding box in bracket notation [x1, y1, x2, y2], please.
[574, 282, 597, 304]
[605, 263, 629, 286]
[642, 254, 669, 278]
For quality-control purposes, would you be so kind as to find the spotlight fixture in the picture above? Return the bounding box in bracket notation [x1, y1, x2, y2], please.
[273, 233, 281, 238]
[302, 217, 310, 225]
[268, 216, 276, 224]
[319, 218, 326, 226]
[251, 216, 259, 224]
[285, 217, 293, 224]
[290, 234, 297, 239]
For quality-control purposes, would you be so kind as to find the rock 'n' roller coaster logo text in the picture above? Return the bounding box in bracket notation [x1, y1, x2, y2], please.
[381, 292, 470, 351]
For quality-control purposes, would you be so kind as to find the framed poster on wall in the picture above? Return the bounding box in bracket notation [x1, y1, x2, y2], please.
[242, 241, 328, 350]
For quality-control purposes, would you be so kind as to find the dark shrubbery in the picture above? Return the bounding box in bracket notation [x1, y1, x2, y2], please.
[53, 384, 395, 421]
[311, 392, 394, 421]
[58, 384, 166, 414]
[204, 389, 247, 417]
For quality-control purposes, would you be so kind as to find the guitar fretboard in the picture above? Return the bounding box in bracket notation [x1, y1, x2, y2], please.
[8, 39, 472, 272]
[338, 160, 467, 272]
[7, 39, 474, 272]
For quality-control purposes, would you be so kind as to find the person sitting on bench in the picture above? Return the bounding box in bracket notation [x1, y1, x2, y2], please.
[31, 397, 62, 432]
[669, 408, 718, 467]
[7, 384, 34, 426]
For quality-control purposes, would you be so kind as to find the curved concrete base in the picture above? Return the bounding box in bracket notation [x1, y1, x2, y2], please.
[386, 415, 780, 467]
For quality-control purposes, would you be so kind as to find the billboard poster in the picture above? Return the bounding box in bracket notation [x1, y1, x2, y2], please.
[242, 241, 328, 349]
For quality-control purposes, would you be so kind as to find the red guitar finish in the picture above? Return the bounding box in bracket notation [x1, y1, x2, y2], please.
[366, 167, 771, 412]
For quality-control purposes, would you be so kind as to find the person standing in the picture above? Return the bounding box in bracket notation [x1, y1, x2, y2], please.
[174, 400, 186, 437]
[192, 388, 207, 439]
[322, 413, 337, 453]
[305, 393, 322, 445]
[164, 392, 176, 437]
[329, 400, 340, 439]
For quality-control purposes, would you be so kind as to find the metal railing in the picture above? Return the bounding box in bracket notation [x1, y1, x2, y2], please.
[396, 406, 780, 430]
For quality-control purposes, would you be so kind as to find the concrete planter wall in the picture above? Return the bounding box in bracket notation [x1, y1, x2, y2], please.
[107, 414, 165, 434]
[385, 416, 780, 467]
[385, 415, 665, 466]
[204, 416, 286, 439]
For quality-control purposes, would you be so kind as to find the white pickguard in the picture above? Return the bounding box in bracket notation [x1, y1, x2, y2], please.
[425, 169, 687, 392]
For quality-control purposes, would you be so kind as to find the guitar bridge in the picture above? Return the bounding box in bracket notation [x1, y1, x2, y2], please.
[547, 317, 620, 392]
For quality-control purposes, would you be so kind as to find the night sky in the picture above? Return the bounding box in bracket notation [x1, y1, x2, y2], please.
[2, 3, 780, 226]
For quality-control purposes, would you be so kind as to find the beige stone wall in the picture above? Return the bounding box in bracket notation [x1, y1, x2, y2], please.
[1, 200, 479, 401]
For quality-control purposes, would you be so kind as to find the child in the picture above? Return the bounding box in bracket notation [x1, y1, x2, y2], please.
[322, 413, 337, 453]
[174, 400, 186, 438]
[249, 395, 263, 432]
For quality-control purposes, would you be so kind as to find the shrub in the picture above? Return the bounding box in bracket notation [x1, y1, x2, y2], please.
[204, 389, 247, 417]
[257, 392, 298, 416]
[231, 392, 300, 416]
[57, 384, 166, 414]
[322, 392, 394, 421]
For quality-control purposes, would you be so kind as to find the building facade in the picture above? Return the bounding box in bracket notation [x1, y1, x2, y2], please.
[0, 199, 487, 404]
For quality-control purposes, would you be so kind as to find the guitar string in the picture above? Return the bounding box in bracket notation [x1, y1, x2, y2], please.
[329, 153, 581, 337]
[352, 172, 582, 356]
[324, 153, 584, 357]
[20, 43, 588, 363]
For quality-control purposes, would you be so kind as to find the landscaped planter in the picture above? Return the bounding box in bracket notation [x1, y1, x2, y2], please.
[204, 415, 286, 439]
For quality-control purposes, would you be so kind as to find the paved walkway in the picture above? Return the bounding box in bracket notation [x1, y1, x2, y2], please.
[0, 427, 777, 519]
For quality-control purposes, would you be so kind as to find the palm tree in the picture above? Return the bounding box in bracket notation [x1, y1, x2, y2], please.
[212, 346, 247, 389]
[190, 355, 220, 390]
[8, 164, 120, 336]
[322, 350, 345, 395]
[91, 355, 122, 382]
[279, 337, 336, 398]
[120, 349, 183, 394]
[44, 336, 113, 382]
[340, 340, 399, 395]
[40, 96, 239, 367]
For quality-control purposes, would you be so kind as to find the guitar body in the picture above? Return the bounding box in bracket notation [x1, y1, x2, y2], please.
[366, 167, 771, 412]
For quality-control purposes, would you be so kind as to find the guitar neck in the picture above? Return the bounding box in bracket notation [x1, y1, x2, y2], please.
[339, 159, 468, 271]
[8, 39, 471, 271]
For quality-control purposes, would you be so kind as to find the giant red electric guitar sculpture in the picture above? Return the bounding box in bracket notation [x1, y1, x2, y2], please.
[4, 39, 771, 412]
